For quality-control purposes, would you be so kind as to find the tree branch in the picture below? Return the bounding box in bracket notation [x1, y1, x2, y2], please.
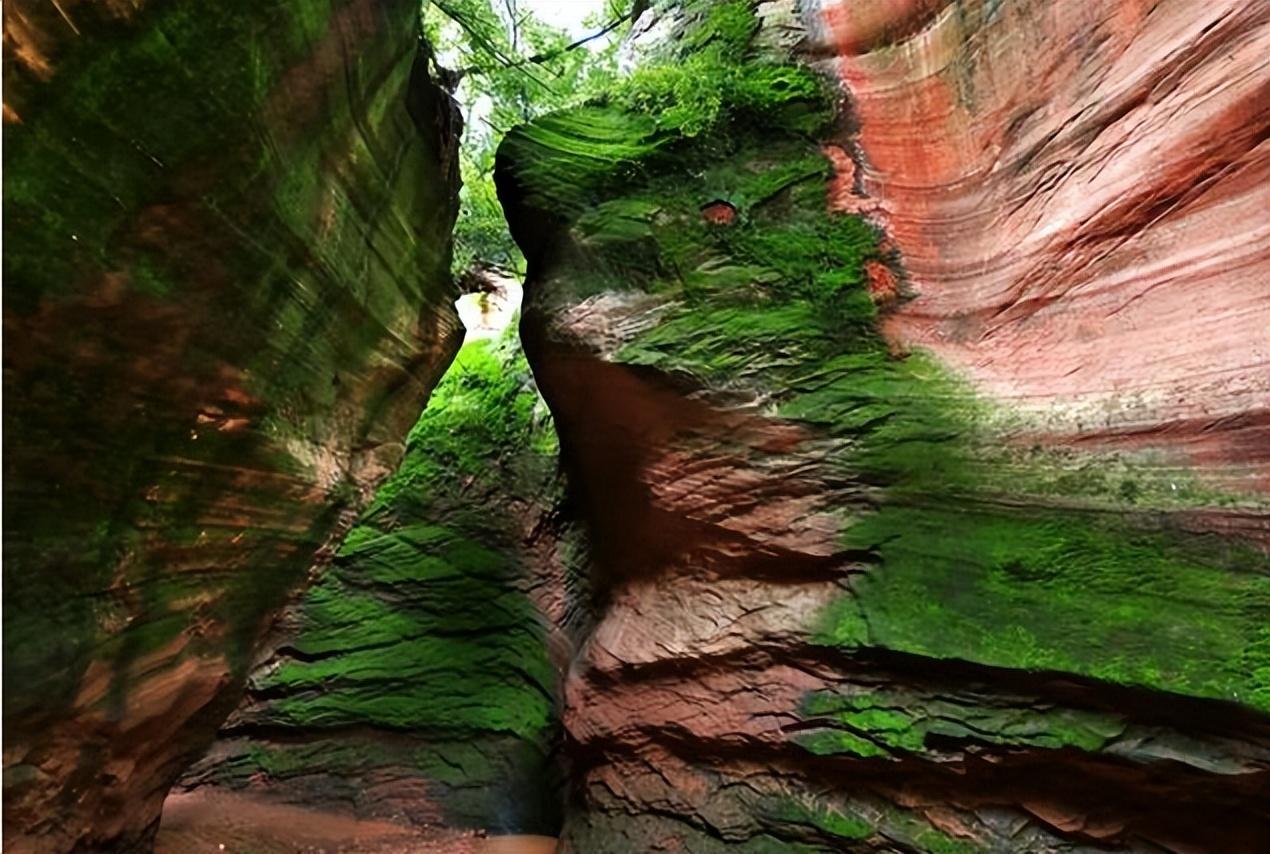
[457, 7, 635, 79]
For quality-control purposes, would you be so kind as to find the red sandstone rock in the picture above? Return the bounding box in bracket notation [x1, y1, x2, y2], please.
[701, 200, 738, 225]
[808, 0, 1270, 493]
[865, 259, 900, 304]
[495, 3, 1270, 850]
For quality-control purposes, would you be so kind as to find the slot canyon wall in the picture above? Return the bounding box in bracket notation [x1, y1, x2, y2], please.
[496, 0, 1270, 851]
[2, 0, 463, 850]
[178, 323, 576, 838]
[2, 0, 1268, 852]
[808, 0, 1270, 496]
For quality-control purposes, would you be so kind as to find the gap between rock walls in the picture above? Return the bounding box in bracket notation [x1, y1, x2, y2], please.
[4, 0, 1269, 852]
[154, 0, 631, 850]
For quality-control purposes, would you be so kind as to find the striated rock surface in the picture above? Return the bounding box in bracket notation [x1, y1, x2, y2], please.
[6, 0, 1268, 850]
[497, 1, 1270, 850]
[807, 0, 1270, 495]
[2, 0, 461, 849]
[178, 317, 575, 838]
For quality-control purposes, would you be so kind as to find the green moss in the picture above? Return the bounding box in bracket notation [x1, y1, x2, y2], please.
[501, 1, 832, 226]
[499, 0, 1270, 717]
[521, 90, 1270, 708]
[760, 794, 992, 853]
[912, 829, 980, 854]
[204, 732, 557, 833]
[250, 331, 558, 741]
[218, 329, 565, 834]
[797, 688, 1123, 759]
[818, 810, 873, 841]
[795, 728, 890, 759]
[825, 505, 1270, 707]
[3, 0, 343, 307]
[615, 1, 827, 138]
[1243, 626, 1270, 710]
[4, 0, 459, 734]
[367, 337, 548, 514]
[766, 798, 874, 841]
[236, 738, 511, 792]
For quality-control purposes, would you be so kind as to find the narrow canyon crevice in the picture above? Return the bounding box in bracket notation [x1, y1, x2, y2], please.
[4, 0, 1270, 852]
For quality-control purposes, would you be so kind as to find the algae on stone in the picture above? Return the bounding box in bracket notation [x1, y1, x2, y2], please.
[496, 1, 1270, 850]
[185, 332, 567, 834]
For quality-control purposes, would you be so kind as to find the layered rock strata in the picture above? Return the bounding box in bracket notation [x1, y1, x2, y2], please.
[497, 1, 1270, 850]
[2, 1, 461, 849]
[5, 0, 1269, 850]
[179, 324, 574, 838]
[807, 0, 1270, 494]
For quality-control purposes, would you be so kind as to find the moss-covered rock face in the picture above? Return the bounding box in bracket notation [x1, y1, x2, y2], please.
[497, 1, 1270, 850]
[179, 330, 573, 835]
[2, 1, 461, 849]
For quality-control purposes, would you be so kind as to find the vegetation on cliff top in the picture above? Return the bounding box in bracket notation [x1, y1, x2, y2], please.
[424, 0, 628, 275]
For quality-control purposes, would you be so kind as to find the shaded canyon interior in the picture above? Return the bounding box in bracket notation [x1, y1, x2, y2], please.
[3, 0, 1269, 852]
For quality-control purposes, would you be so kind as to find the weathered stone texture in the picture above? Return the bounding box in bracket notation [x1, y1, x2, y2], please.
[2, 1, 461, 849]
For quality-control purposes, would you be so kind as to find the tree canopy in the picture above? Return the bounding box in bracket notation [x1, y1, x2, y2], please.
[424, 0, 629, 276]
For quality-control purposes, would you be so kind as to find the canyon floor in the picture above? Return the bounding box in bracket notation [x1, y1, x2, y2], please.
[155, 791, 557, 854]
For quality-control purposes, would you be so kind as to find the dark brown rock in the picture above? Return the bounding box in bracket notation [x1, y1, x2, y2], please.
[2, 1, 461, 849]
